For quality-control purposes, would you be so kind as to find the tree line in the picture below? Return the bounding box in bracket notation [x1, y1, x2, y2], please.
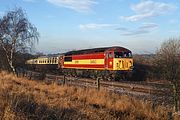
[133, 38, 180, 111]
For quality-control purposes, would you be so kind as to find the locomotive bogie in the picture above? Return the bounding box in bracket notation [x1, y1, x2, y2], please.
[62, 68, 131, 81]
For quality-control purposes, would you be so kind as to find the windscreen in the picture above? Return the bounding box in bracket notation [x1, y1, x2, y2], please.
[114, 51, 132, 58]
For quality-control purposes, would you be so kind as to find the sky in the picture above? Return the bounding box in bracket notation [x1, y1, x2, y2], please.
[0, 0, 180, 54]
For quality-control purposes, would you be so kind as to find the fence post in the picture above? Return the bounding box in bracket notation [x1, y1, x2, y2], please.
[15, 68, 19, 77]
[63, 75, 66, 85]
[29, 71, 32, 80]
[41, 72, 46, 80]
[22, 68, 25, 77]
[97, 77, 100, 90]
[167, 112, 173, 120]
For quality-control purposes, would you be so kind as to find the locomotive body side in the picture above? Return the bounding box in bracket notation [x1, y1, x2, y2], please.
[62, 52, 105, 70]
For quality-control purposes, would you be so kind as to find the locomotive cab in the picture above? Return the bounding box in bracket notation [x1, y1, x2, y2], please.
[113, 51, 133, 71]
[105, 49, 133, 71]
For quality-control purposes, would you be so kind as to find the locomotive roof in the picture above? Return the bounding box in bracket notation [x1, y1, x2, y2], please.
[64, 46, 131, 56]
[37, 54, 62, 58]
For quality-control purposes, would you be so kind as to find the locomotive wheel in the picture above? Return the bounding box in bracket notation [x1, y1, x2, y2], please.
[82, 70, 90, 78]
[89, 70, 96, 79]
[71, 69, 77, 77]
[76, 70, 83, 77]
[104, 71, 113, 81]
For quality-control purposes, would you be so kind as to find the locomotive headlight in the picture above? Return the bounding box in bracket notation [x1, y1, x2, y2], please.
[129, 61, 134, 70]
[129, 61, 131, 66]
[116, 63, 119, 68]
[130, 66, 134, 70]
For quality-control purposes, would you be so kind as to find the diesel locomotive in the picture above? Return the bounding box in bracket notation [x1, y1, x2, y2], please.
[26, 46, 133, 80]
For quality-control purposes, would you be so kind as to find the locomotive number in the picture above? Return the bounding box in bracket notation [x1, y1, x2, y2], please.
[90, 59, 96, 64]
[75, 60, 79, 64]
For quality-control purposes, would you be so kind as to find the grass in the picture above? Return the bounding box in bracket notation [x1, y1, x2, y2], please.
[0, 71, 179, 120]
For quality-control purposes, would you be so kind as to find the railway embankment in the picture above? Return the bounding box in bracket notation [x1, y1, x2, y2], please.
[0, 71, 180, 120]
[23, 70, 174, 106]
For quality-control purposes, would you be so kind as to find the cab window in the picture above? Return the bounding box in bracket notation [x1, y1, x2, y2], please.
[64, 56, 72, 62]
[124, 52, 132, 58]
[114, 52, 123, 58]
[108, 52, 113, 58]
[115, 52, 132, 58]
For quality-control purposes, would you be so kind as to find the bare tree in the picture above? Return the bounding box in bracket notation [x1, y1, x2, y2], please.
[154, 38, 180, 111]
[0, 8, 39, 72]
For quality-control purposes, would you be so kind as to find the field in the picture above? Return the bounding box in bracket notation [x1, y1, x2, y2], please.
[0, 71, 180, 120]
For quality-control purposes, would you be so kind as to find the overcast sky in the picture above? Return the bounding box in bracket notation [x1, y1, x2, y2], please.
[0, 0, 180, 54]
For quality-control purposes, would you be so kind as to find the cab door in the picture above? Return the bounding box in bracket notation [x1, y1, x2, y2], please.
[105, 51, 108, 69]
[105, 51, 114, 70]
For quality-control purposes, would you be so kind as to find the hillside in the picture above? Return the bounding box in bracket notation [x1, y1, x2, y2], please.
[0, 71, 179, 120]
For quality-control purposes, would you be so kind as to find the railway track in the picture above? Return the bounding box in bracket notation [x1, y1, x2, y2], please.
[23, 71, 170, 97]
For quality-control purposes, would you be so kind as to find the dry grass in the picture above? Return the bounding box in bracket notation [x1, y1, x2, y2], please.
[0, 71, 179, 120]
